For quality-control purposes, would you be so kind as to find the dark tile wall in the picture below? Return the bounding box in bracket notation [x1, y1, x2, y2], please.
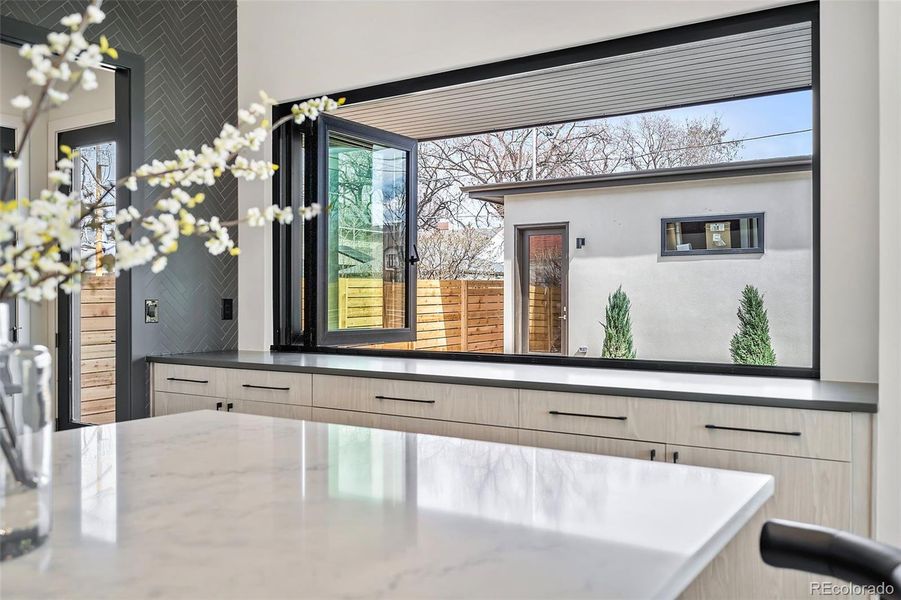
[1, 0, 239, 418]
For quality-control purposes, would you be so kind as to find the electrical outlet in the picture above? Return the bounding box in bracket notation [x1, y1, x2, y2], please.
[222, 298, 234, 320]
[578, 345, 589, 353]
[145, 299, 159, 323]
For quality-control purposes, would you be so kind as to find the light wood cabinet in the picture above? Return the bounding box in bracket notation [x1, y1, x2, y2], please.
[154, 391, 224, 415]
[313, 374, 519, 427]
[232, 399, 312, 421]
[672, 445, 851, 599]
[311, 407, 519, 444]
[225, 369, 312, 406]
[518, 429, 665, 461]
[667, 400, 851, 461]
[520, 389, 669, 442]
[153, 363, 228, 398]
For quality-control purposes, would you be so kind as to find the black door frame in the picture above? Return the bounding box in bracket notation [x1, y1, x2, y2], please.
[57, 122, 121, 430]
[1, 17, 145, 428]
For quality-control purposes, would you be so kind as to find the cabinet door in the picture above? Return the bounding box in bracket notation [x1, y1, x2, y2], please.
[518, 430, 664, 461]
[231, 399, 312, 421]
[154, 391, 223, 416]
[672, 445, 851, 600]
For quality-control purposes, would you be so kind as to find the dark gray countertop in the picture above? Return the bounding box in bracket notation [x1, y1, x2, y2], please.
[147, 351, 878, 413]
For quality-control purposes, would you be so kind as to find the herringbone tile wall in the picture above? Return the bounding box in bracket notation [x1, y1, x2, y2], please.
[1, 0, 239, 416]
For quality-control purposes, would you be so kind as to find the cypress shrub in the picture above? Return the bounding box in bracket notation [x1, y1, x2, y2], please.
[601, 286, 636, 359]
[730, 284, 777, 366]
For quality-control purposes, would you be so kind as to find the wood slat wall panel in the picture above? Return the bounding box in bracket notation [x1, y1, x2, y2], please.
[79, 274, 116, 425]
[341, 279, 505, 353]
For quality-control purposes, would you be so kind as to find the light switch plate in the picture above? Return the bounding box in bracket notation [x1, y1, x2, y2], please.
[145, 299, 159, 323]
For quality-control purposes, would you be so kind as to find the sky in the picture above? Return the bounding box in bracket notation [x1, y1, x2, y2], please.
[648, 90, 813, 161]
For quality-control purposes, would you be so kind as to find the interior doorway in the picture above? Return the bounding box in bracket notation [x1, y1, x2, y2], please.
[57, 124, 119, 427]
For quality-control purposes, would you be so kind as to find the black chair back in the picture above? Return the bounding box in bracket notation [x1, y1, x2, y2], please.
[760, 519, 901, 599]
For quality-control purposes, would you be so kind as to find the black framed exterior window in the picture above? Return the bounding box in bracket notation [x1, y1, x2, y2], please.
[272, 1, 819, 378]
[661, 213, 764, 256]
[314, 115, 418, 346]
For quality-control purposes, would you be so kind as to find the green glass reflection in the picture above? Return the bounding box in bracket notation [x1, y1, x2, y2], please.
[327, 134, 407, 332]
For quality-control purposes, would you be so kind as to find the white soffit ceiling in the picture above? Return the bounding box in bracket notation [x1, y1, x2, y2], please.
[333, 22, 811, 141]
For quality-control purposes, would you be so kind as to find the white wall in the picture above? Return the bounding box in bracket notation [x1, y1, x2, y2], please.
[876, 0, 901, 548]
[502, 172, 813, 366]
[237, 0, 880, 383]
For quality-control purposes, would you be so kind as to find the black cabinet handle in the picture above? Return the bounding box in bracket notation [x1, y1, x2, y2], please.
[705, 424, 802, 437]
[548, 410, 627, 421]
[215, 402, 223, 411]
[167, 377, 208, 384]
[374, 395, 435, 404]
[672, 451, 680, 464]
[649, 449, 657, 461]
[226, 403, 234, 412]
[242, 384, 290, 391]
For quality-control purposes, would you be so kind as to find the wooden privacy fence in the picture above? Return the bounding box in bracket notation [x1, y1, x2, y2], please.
[79, 274, 116, 425]
[528, 285, 563, 353]
[338, 278, 504, 353]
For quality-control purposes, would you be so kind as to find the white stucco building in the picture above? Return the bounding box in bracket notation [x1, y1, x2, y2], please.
[466, 158, 813, 367]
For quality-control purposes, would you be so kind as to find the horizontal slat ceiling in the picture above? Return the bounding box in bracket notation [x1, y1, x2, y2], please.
[334, 22, 811, 141]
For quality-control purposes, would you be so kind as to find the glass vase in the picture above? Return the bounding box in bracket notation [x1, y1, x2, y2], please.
[0, 303, 53, 561]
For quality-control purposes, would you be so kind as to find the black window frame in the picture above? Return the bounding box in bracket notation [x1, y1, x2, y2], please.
[271, 1, 820, 379]
[660, 212, 766, 257]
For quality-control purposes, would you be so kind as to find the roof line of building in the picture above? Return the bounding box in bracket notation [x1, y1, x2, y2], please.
[462, 156, 813, 204]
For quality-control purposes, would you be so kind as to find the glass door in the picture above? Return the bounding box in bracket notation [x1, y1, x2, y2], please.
[314, 115, 418, 346]
[518, 225, 568, 355]
[57, 124, 119, 428]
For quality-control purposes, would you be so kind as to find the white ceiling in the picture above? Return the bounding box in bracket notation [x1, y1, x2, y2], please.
[333, 22, 811, 141]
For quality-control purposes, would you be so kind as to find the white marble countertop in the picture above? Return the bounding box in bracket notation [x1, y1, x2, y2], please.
[148, 351, 878, 412]
[2, 412, 773, 599]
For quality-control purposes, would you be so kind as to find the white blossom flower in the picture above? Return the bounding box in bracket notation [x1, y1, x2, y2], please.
[245, 207, 265, 227]
[47, 88, 69, 105]
[151, 256, 167, 273]
[27, 68, 48, 86]
[237, 109, 255, 125]
[60, 13, 83, 29]
[47, 31, 69, 53]
[10, 95, 32, 110]
[259, 90, 277, 106]
[302, 203, 323, 220]
[1, 26, 341, 304]
[81, 68, 97, 91]
[48, 170, 71, 186]
[85, 4, 105, 24]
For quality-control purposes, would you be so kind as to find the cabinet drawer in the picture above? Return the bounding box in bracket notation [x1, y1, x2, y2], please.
[518, 430, 664, 461]
[154, 391, 223, 416]
[312, 375, 518, 427]
[311, 408, 519, 444]
[519, 390, 668, 442]
[153, 363, 227, 398]
[226, 369, 311, 406]
[667, 401, 851, 461]
[232, 399, 311, 421]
